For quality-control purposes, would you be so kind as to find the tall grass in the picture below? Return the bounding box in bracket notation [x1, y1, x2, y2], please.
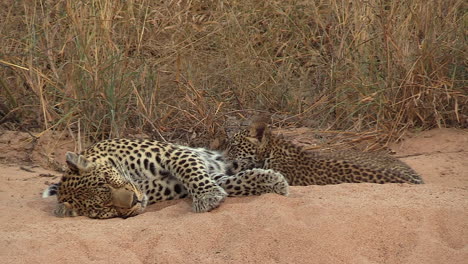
[0, 0, 466, 146]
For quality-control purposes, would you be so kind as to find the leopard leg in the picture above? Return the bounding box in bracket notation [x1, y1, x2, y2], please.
[214, 169, 289, 197]
[53, 202, 79, 217]
[190, 186, 227, 213]
[166, 150, 228, 213]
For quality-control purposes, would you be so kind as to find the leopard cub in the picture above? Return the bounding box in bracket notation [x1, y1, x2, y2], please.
[224, 120, 424, 185]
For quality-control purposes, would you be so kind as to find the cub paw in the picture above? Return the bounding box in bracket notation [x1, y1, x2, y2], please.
[54, 202, 78, 217]
[192, 186, 228, 213]
[254, 169, 289, 196]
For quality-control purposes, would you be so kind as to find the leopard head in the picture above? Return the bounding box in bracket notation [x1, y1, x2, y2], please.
[224, 119, 273, 171]
[53, 152, 148, 219]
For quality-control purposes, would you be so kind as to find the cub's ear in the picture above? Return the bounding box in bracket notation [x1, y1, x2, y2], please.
[245, 136, 260, 145]
[65, 152, 95, 174]
[210, 137, 226, 151]
[248, 114, 270, 141]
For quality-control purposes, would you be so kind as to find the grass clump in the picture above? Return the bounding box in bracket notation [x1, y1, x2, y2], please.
[0, 0, 466, 146]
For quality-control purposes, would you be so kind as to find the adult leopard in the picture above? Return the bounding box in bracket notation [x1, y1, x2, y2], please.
[43, 138, 289, 219]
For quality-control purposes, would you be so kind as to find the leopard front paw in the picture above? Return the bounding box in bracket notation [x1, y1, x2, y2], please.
[191, 186, 228, 213]
[53, 202, 78, 217]
[255, 169, 289, 196]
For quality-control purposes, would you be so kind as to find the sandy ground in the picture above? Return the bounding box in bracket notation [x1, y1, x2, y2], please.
[0, 128, 467, 264]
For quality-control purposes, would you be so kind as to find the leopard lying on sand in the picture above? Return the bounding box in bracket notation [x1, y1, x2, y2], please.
[222, 120, 423, 185]
[43, 138, 289, 219]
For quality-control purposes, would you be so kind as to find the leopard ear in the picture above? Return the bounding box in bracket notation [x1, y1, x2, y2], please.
[248, 115, 270, 141]
[66, 152, 95, 173]
[210, 137, 226, 150]
[110, 186, 135, 209]
[245, 136, 260, 145]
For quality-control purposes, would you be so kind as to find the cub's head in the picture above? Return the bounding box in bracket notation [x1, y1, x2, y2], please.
[223, 119, 273, 171]
[49, 152, 148, 219]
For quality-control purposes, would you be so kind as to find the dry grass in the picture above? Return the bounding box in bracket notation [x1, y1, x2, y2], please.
[0, 0, 466, 147]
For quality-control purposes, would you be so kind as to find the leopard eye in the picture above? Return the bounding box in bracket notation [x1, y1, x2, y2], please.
[131, 193, 140, 207]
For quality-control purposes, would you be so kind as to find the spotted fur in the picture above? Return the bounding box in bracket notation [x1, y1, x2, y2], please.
[43, 138, 289, 219]
[224, 121, 424, 185]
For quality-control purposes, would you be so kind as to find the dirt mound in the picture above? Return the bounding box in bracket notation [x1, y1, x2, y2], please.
[0, 129, 75, 170]
[0, 128, 467, 263]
